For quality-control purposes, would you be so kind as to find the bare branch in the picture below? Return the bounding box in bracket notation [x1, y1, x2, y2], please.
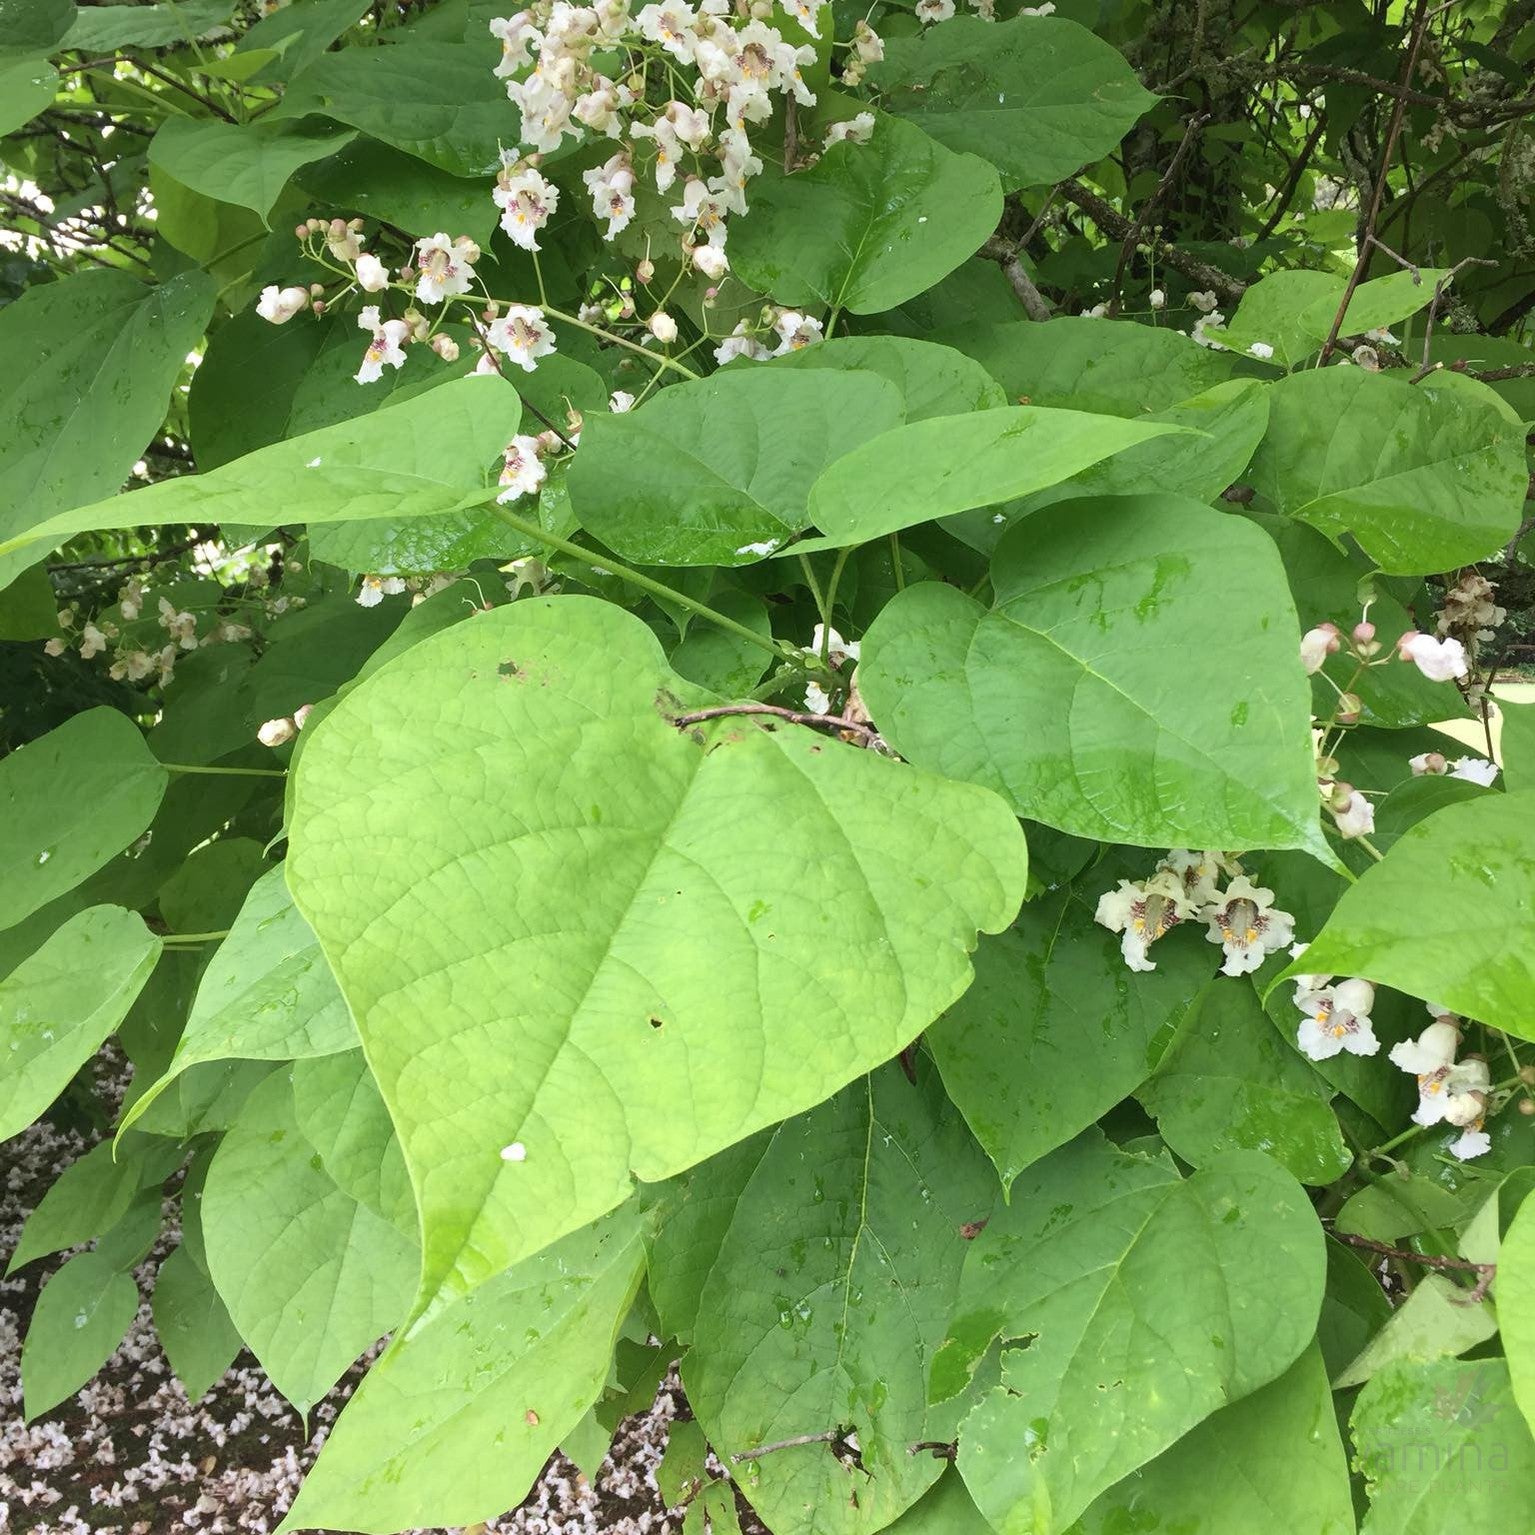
[1331, 1231, 1495, 1305]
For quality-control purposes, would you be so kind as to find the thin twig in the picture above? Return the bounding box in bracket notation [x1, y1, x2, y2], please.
[49, 537, 201, 573]
[1109, 113, 1209, 311]
[1258, 115, 1327, 241]
[1332, 1231, 1496, 1304]
[669, 702, 877, 745]
[909, 1441, 958, 1461]
[1409, 256, 1498, 381]
[979, 238, 1053, 322]
[466, 313, 578, 450]
[731, 1431, 838, 1464]
[1318, 0, 1436, 364]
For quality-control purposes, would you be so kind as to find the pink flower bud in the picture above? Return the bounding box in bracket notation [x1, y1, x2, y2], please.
[1299, 622, 1341, 674]
[1336, 693, 1362, 723]
[636, 258, 655, 284]
[1353, 621, 1375, 643]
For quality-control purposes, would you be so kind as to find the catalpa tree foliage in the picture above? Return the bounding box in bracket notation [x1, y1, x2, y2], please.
[3, 0, 1535, 1528]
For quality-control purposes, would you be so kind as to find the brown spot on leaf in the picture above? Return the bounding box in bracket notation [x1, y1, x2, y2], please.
[959, 1219, 989, 1241]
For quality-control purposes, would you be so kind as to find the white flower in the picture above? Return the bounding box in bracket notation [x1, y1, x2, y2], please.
[636, 1, 697, 61]
[1094, 870, 1196, 972]
[108, 648, 155, 681]
[826, 112, 875, 146]
[1411, 1057, 1490, 1129]
[852, 18, 883, 60]
[805, 680, 833, 716]
[256, 285, 308, 324]
[355, 305, 411, 384]
[671, 177, 730, 246]
[1295, 976, 1379, 1060]
[714, 321, 771, 365]
[431, 334, 461, 363]
[573, 76, 631, 137]
[1157, 849, 1227, 907]
[1397, 631, 1468, 682]
[1190, 310, 1226, 347]
[1019, 1, 1055, 11]
[355, 253, 391, 293]
[1364, 326, 1399, 345]
[1389, 1018, 1461, 1077]
[43, 637, 66, 656]
[648, 311, 679, 343]
[689, 243, 729, 279]
[1248, 341, 1275, 360]
[1327, 784, 1375, 840]
[413, 233, 479, 304]
[1189, 290, 1220, 313]
[785, 0, 823, 34]
[1449, 756, 1499, 786]
[714, 127, 762, 212]
[156, 596, 197, 650]
[487, 305, 557, 372]
[772, 309, 822, 355]
[1450, 1126, 1491, 1160]
[916, 0, 955, 21]
[1409, 751, 1449, 776]
[497, 435, 547, 503]
[118, 580, 143, 621]
[1300, 622, 1340, 674]
[1286, 941, 1332, 994]
[609, 390, 636, 412]
[356, 574, 408, 608]
[811, 625, 859, 665]
[294, 703, 314, 730]
[633, 100, 711, 191]
[1203, 875, 1295, 976]
[258, 717, 296, 748]
[489, 11, 539, 75]
[1149, 288, 1166, 310]
[583, 152, 637, 238]
[495, 168, 559, 251]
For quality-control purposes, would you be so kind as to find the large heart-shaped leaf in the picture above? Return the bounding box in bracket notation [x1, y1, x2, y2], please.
[762, 335, 1007, 422]
[942, 1137, 1324, 1534]
[2, 708, 168, 931]
[1274, 792, 1535, 1039]
[1250, 368, 1527, 574]
[60, 0, 232, 47]
[565, 368, 904, 564]
[929, 886, 1213, 1193]
[859, 495, 1327, 856]
[731, 114, 1002, 316]
[872, 16, 1155, 191]
[0, 907, 161, 1143]
[683, 1063, 997, 1535]
[286, 596, 1027, 1314]
[277, 1207, 646, 1534]
[0, 269, 216, 582]
[203, 1070, 417, 1412]
[120, 864, 354, 1133]
[148, 117, 356, 220]
[0, 374, 519, 569]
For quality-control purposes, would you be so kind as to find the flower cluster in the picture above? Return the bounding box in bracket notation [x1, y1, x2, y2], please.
[1094, 850, 1295, 975]
[1389, 1007, 1491, 1159]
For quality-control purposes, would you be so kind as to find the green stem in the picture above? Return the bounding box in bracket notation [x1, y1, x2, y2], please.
[1353, 833, 1385, 862]
[821, 547, 854, 639]
[889, 532, 905, 591]
[797, 554, 827, 622]
[486, 503, 819, 674]
[161, 928, 231, 944]
[161, 762, 286, 778]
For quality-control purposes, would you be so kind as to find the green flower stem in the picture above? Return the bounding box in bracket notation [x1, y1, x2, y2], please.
[161, 762, 285, 778]
[160, 929, 231, 944]
[485, 502, 834, 683]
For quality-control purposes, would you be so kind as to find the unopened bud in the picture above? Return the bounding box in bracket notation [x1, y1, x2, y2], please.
[1335, 693, 1362, 724]
[1353, 621, 1375, 643]
[311, 299, 327, 316]
[295, 223, 310, 240]
[257, 716, 296, 748]
[636, 257, 655, 284]
[1328, 780, 1356, 811]
[648, 311, 679, 343]
[1521, 1098, 1535, 1116]
[430, 334, 460, 362]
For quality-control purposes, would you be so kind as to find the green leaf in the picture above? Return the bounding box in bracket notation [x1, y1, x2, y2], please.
[7, 1136, 177, 1272]
[684, 1063, 997, 1535]
[859, 495, 1327, 856]
[1138, 981, 1351, 1185]
[290, 1050, 414, 1233]
[235, 0, 371, 81]
[1495, 1195, 1535, 1437]
[668, 587, 772, 697]
[1274, 792, 1535, 1039]
[1502, 699, 1535, 794]
[0, 51, 56, 135]
[797, 406, 1184, 549]
[157, 836, 269, 933]
[0, 563, 57, 640]
[731, 115, 1002, 316]
[286, 597, 1026, 1313]
[1333, 1273, 1498, 1390]
[202, 1071, 417, 1412]
[148, 118, 356, 220]
[21, 1250, 138, 1419]
[121, 864, 354, 1133]
[153, 1244, 243, 1404]
[0, 0, 73, 52]
[1318, 1237, 1393, 1382]
[939, 317, 1236, 417]
[0, 270, 216, 583]
[1209, 267, 1450, 368]
[883, 1471, 992, 1534]
[277, 40, 507, 176]
[872, 16, 1155, 191]
[0, 374, 519, 569]
[294, 133, 498, 245]
[764, 335, 1007, 422]
[1352, 1359, 1535, 1532]
[564, 368, 904, 565]
[0, 907, 161, 1143]
[944, 1139, 1324, 1534]
[61, 0, 233, 47]
[2, 708, 168, 930]
[929, 885, 1212, 1193]
[1250, 368, 1527, 574]
[1067, 1346, 1354, 1535]
[277, 1208, 646, 1535]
